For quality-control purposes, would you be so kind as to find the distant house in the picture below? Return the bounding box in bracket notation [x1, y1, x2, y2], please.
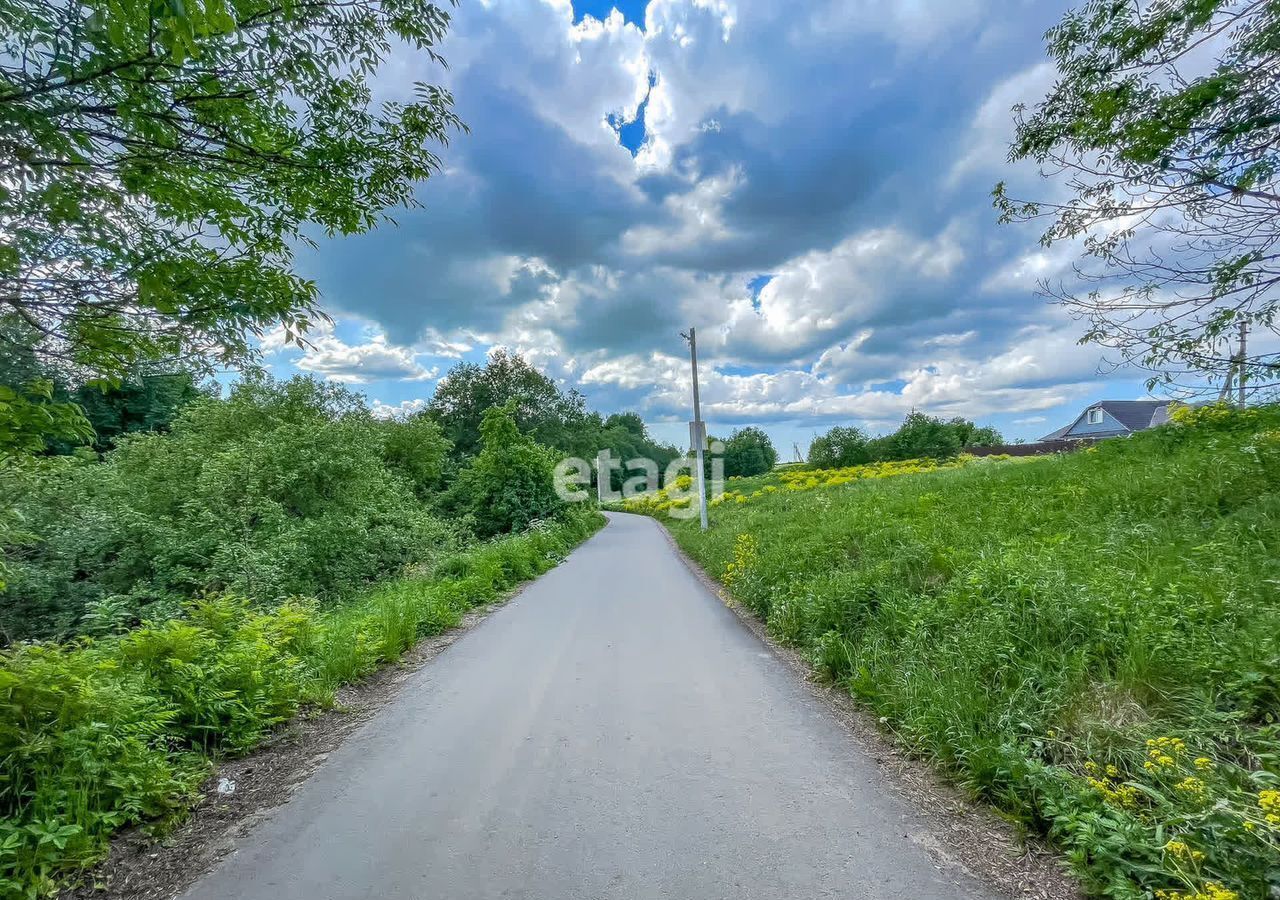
[1040, 400, 1175, 442]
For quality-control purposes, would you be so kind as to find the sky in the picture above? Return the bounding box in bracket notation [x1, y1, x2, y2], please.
[261, 0, 1164, 455]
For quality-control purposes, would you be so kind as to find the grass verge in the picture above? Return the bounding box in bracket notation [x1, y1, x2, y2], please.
[0, 507, 604, 899]
[655, 406, 1279, 900]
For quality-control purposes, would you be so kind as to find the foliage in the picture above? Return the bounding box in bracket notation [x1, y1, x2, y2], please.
[588, 413, 682, 492]
[455, 402, 565, 538]
[427, 351, 680, 483]
[0, 376, 456, 641]
[661, 407, 1280, 898]
[875, 411, 1002, 460]
[0, 0, 462, 383]
[721, 426, 778, 478]
[996, 0, 1280, 394]
[0, 508, 604, 899]
[428, 350, 588, 458]
[380, 414, 451, 499]
[807, 425, 872, 469]
[0, 382, 92, 459]
[807, 414, 1001, 466]
[60, 374, 207, 453]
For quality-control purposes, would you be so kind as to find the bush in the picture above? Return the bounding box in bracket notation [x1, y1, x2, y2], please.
[1, 376, 458, 641]
[667, 407, 1280, 899]
[0, 509, 604, 899]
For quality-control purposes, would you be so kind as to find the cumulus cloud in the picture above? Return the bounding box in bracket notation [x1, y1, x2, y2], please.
[277, 0, 1146, 441]
[264, 320, 439, 384]
[371, 398, 429, 419]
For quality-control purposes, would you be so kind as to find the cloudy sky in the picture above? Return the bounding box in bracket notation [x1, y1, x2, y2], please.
[264, 0, 1160, 453]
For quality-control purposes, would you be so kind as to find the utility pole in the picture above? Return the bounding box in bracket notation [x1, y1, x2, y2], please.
[682, 327, 709, 531]
[1238, 320, 1248, 408]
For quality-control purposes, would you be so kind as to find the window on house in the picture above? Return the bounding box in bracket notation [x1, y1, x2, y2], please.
[1087, 408, 1104, 425]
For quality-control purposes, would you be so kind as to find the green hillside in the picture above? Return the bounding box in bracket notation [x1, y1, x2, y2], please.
[662, 405, 1280, 900]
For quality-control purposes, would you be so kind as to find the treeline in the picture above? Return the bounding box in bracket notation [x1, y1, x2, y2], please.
[425, 349, 682, 486]
[808, 412, 1001, 469]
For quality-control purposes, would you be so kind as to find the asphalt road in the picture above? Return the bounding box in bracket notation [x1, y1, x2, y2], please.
[182, 512, 998, 900]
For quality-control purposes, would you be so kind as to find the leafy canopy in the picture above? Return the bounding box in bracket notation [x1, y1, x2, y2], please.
[997, 0, 1280, 394]
[0, 0, 462, 378]
[807, 425, 872, 469]
[723, 426, 778, 478]
[428, 350, 588, 458]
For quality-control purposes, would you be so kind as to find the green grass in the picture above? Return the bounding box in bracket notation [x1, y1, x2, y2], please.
[0, 507, 605, 899]
[660, 406, 1280, 900]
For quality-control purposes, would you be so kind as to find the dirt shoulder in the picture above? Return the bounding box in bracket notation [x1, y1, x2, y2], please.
[655, 520, 1084, 900]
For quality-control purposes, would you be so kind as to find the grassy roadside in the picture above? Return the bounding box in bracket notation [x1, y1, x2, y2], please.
[0, 507, 604, 899]
[655, 407, 1280, 900]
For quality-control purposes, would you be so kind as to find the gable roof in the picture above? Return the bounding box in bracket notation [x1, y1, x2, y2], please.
[1095, 400, 1171, 432]
[1040, 400, 1172, 441]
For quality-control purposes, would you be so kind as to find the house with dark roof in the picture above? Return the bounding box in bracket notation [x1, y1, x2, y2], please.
[1040, 400, 1175, 442]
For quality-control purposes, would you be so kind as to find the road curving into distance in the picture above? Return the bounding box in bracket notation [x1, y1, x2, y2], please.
[181, 512, 998, 900]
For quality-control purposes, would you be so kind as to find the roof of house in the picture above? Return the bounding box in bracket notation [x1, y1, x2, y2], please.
[1040, 400, 1172, 442]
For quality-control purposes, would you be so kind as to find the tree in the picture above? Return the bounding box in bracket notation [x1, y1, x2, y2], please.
[885, 412, 964, 461]
[0, 0, 462, 381]
[807, 425, 872, 469]
[428, 350, 587, 458]
[456, 401, 564, 538]
[723, 426, 778, 478]
[66, 374, 207, 451]
[380, 414, 451, 499]
[949, 418, 1002, 448]
[878, 413, 1002, 460]
[996, 0, 1280, 395]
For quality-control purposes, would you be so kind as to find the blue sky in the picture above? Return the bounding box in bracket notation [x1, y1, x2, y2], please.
[262, 0, 1161, 453]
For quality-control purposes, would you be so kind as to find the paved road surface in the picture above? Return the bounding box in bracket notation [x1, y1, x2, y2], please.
[183, 513, 997, 900]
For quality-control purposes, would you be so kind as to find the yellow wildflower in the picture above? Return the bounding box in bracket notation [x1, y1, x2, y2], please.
[1164, 839, 1205, 863]
[1155, 885, 1238, 900]
[1175, 777, 1206, 799]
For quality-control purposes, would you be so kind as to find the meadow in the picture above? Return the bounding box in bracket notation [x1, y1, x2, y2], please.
[656, 405, 1280, 900]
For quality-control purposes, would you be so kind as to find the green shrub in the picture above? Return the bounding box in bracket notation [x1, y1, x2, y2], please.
[1, 376, 459, 640]
[667, 406, 1280, 899]
[0, 509, 604, 898]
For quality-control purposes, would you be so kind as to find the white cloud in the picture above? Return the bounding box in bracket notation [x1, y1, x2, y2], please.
[948, 62, 1055, 188]
[714, 226, 964, 361]
[297, 333, 439, 384]
[264, 320, 440, 384]
[371, 398, 429, 419]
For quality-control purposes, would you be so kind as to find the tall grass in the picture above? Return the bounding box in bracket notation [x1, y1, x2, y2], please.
[0, 507, 604, 898]
[664, 406, 1280, 900]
